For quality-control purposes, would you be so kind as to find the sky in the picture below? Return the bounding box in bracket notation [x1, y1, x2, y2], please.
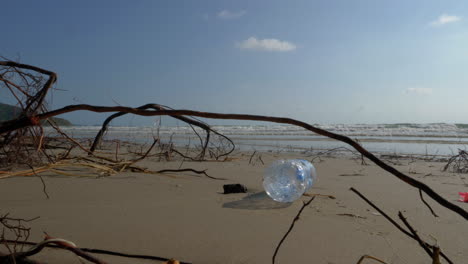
[2, 0, 468, 125]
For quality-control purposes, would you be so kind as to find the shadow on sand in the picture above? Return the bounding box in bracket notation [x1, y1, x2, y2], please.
[223, 191, 292, 210]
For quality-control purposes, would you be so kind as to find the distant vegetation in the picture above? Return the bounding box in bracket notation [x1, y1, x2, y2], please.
[0, 102, 72, 126]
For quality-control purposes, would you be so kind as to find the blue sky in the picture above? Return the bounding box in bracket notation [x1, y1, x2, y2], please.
[2, 0, 468, 125]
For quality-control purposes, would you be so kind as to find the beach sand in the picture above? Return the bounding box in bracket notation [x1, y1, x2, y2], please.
[1, 151, 467, 264]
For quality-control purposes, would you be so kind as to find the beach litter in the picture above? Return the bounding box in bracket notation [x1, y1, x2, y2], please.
[223, 184, 247, 194]
[458, 192, 468, 202]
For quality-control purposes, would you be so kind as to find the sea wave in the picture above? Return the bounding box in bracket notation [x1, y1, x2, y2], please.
[43, 123, 468, 155]
[49, 123, 468, 138]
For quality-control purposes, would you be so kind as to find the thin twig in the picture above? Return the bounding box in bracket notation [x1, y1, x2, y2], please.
[170, 148, 201, 161]
[258, 154, 264, 165]
[419, 189, 438, 217]
[156, 168, 225, 180]
[249, 151, 257, 165]
[398, 212, 434, 260]
[115, 140, 120, 162]
[129, 138, 158, 164]
[303, 193, 336, 199]
[272, 196, 316, 264]
[26, 164, 49, 199]
[356, 255, 388, 264]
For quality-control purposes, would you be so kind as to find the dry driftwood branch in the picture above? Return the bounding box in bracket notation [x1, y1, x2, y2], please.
[0, 254, 42, 264]
[443, 149, 468, 173]
[1, 237, 107, 264]
[272, 196, 315, 264]
[350, 188, 452, 264]
[0, 214, 39, 263]
[432, 246, 442, 264]
[0, 215, 39, 231]
[159, 105, 236, 161]
[88, 103, 235, 160]
[0, 61, 56, 116]
[309, 146, 353, 162]
[45, 119, 92, 157]
[126, 138, 158, 165]
[397, 212, 435, 261]
[44, 236, 108, 264]
[248, 150, 264, 166]
[1, 239, 192, 264]
[0, 60, 58, 167]
[169, 147, 199, 161]
[1, 103, 466, 220]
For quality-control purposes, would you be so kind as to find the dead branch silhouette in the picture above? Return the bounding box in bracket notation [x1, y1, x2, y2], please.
[443, 149, 468, 173]
[1, 236, 108, 264]
[89, 103, 235, 160]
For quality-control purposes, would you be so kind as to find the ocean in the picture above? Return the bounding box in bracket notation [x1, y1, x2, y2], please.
[45, 123, 468, 157]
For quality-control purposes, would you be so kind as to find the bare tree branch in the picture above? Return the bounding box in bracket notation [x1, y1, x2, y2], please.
[1, 237, 107, 264]
[397, 212, 434, 260]
[88, 103, 234, 160]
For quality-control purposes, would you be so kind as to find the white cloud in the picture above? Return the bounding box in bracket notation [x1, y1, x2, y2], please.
[430, 14, 461, 26]
[217, 10, 246, 19]
[405, 87, 433, 95]
[237, 37, 296, 52]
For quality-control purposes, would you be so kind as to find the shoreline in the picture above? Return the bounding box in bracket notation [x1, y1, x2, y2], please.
[43, 122, 468, 156]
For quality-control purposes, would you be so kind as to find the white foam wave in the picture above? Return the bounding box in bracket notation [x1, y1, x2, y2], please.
[44, 123, 468, 138]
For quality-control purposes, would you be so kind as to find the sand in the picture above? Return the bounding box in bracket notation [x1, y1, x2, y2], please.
[1, 151, 467, 264]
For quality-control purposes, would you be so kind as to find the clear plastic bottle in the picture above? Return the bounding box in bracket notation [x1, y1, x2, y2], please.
[263, 159, 317, 203]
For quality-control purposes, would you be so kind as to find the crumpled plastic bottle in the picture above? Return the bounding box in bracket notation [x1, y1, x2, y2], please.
[263, 159, 317, 203]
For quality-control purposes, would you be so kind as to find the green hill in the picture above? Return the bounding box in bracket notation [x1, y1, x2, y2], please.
[0, 102, 72, 126]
